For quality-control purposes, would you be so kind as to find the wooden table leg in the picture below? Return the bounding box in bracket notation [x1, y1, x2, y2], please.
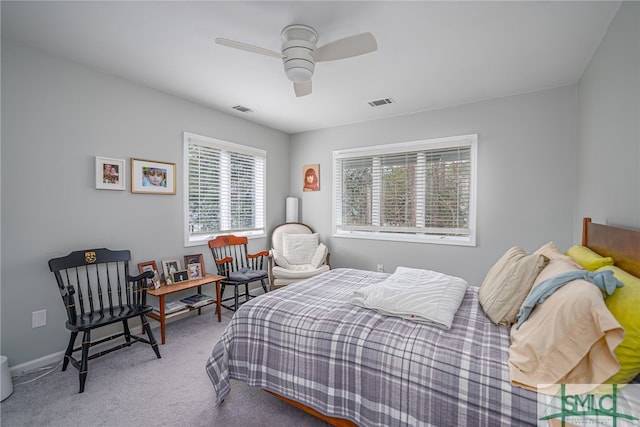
[216, 280, 222, 322]
[158, 294, 166, 345]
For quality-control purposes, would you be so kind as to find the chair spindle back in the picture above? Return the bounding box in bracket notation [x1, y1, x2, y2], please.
[49, 249, 146, 324]
[209, 235, 251, 276]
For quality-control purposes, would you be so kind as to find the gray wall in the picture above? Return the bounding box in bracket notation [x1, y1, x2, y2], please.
[289, 1, 639, 289]
[576, 0, 640, 235]
[2, 1, 638, 371]
[290, 87, 578, 286]
[1, 39, 290, 367]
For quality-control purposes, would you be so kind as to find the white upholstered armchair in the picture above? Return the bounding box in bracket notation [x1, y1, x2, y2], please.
[268, 223, 331, 290]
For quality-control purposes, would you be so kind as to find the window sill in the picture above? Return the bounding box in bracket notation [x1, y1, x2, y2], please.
[333, 230, 476, 247]
[185, 230, 266, 248]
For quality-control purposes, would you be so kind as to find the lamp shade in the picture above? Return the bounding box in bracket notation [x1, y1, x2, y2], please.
[285, 197, 299, 223]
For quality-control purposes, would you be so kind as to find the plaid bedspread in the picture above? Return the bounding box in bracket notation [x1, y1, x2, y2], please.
[206, 268, 538, 426]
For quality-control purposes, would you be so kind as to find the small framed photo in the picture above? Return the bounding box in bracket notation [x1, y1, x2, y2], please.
[96, 156, 126, 190]
[137, 261, 161, 289]
[162, 259, 181, 281]
[172, 270, 189, 283]
[184, 254, 206, 276]
[303, 164, 320, 192]
[131, 158, 176, 195]
[187, 263, 203, 280]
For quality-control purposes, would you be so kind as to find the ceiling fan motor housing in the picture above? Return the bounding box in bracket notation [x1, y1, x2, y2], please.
[281, 25, 317, 82]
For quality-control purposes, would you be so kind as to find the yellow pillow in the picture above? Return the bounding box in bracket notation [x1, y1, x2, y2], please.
[509, 258, 624, 393]
[566, 245, 614, 271]
[598, 265, 640, 384]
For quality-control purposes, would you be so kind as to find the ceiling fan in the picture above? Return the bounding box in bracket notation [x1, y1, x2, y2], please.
[215, 25, 377, 97]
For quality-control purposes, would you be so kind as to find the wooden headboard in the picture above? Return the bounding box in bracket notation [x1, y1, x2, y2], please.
[582, 217, 640, 277]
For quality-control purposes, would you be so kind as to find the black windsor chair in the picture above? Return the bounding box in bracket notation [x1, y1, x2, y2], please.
[48, 248, 161, 393]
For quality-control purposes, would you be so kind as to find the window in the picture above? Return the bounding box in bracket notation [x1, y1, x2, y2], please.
[183, 132, 266, 246]
[333, 134, 477, 246]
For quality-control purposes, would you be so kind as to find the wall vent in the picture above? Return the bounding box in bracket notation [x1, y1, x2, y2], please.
[232, 105, 254, 113]
[368, 98, 395, 107]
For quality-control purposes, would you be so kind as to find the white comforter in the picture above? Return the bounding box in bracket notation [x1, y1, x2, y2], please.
[352, 266, 469, 329]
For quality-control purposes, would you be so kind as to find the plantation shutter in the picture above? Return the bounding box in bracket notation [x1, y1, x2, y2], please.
[423, 146, 471, 235]
[336, 157, 373, 231]
[334, 135, 476, 244]
[185, 133, 265, 244]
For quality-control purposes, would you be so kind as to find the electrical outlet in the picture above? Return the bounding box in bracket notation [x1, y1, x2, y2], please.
[377, 264, 384, 272]
[32, 310, 46, 328]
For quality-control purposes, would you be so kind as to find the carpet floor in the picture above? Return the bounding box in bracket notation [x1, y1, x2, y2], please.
[0, 306, 329, 426]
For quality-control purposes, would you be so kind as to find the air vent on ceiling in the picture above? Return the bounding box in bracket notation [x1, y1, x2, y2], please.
[368, 98, 395, 107]
[232, 105, 254, 113]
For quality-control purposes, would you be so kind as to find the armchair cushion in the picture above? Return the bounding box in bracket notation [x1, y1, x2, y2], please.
[310, 243, 328, 268]
[273, 264, 330, 279]
[272, 249, 293, 269]
[283, 233, 319, 265]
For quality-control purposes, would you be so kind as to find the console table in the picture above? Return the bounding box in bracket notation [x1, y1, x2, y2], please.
[146, 273, 224, 344]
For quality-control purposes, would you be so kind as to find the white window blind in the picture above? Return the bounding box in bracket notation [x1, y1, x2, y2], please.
[333, 134, 477, 246]
[183, 132, 266, 246]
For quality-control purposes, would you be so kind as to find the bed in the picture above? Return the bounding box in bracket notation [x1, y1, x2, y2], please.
[206, 218, 640, 426]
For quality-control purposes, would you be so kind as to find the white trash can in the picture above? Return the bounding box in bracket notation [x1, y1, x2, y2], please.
[1, 355, 13, 401]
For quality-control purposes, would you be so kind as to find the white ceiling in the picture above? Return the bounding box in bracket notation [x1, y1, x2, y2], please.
[2, 1, 621, 134]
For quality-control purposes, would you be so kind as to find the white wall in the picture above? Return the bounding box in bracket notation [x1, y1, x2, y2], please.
[0, 39, 290, 367]
[290, 86, 578, 286]
[576, 0, 640, 235]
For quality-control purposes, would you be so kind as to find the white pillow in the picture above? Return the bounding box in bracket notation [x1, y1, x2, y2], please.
[282, 233, 318, 265]
[310, 243, 328, 268]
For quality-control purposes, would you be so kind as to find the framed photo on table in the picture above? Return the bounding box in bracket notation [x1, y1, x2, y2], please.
[184, 254, 206, 276]
[187, 263, 203, 280]
[130, 158, 176, 194]
[161, 259, 181, 282]
[95, 156, 126, 191]
[172, 270, 189, 283]
[137, 261, 161, 289]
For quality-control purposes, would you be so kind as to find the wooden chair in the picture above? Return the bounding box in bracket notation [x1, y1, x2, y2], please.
[208, 235, 269, 311]
[48, 248, 161, 393]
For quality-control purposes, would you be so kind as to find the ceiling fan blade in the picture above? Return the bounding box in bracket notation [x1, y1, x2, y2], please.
[312, 32, 377, 62]
[294, 81, 312, 97]
[215, 38, 284, 59]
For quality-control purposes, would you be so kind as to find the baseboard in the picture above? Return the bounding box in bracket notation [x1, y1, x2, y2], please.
[9, 350, 65, 377]
[8, 300, 233, 378]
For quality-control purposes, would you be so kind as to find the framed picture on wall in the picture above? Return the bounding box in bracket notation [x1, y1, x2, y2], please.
[130, 158, 176, 195]
[95, 156, 126, 190]
[303, 164, 320, 192]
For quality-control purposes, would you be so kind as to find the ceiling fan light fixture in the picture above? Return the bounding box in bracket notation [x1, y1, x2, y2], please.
[281, 25, 318, 44]
[281, 37, 316, 82]
[217, 24, 378, 97]
[284, 58, 315, 82]
[286, 67, 313, 82]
